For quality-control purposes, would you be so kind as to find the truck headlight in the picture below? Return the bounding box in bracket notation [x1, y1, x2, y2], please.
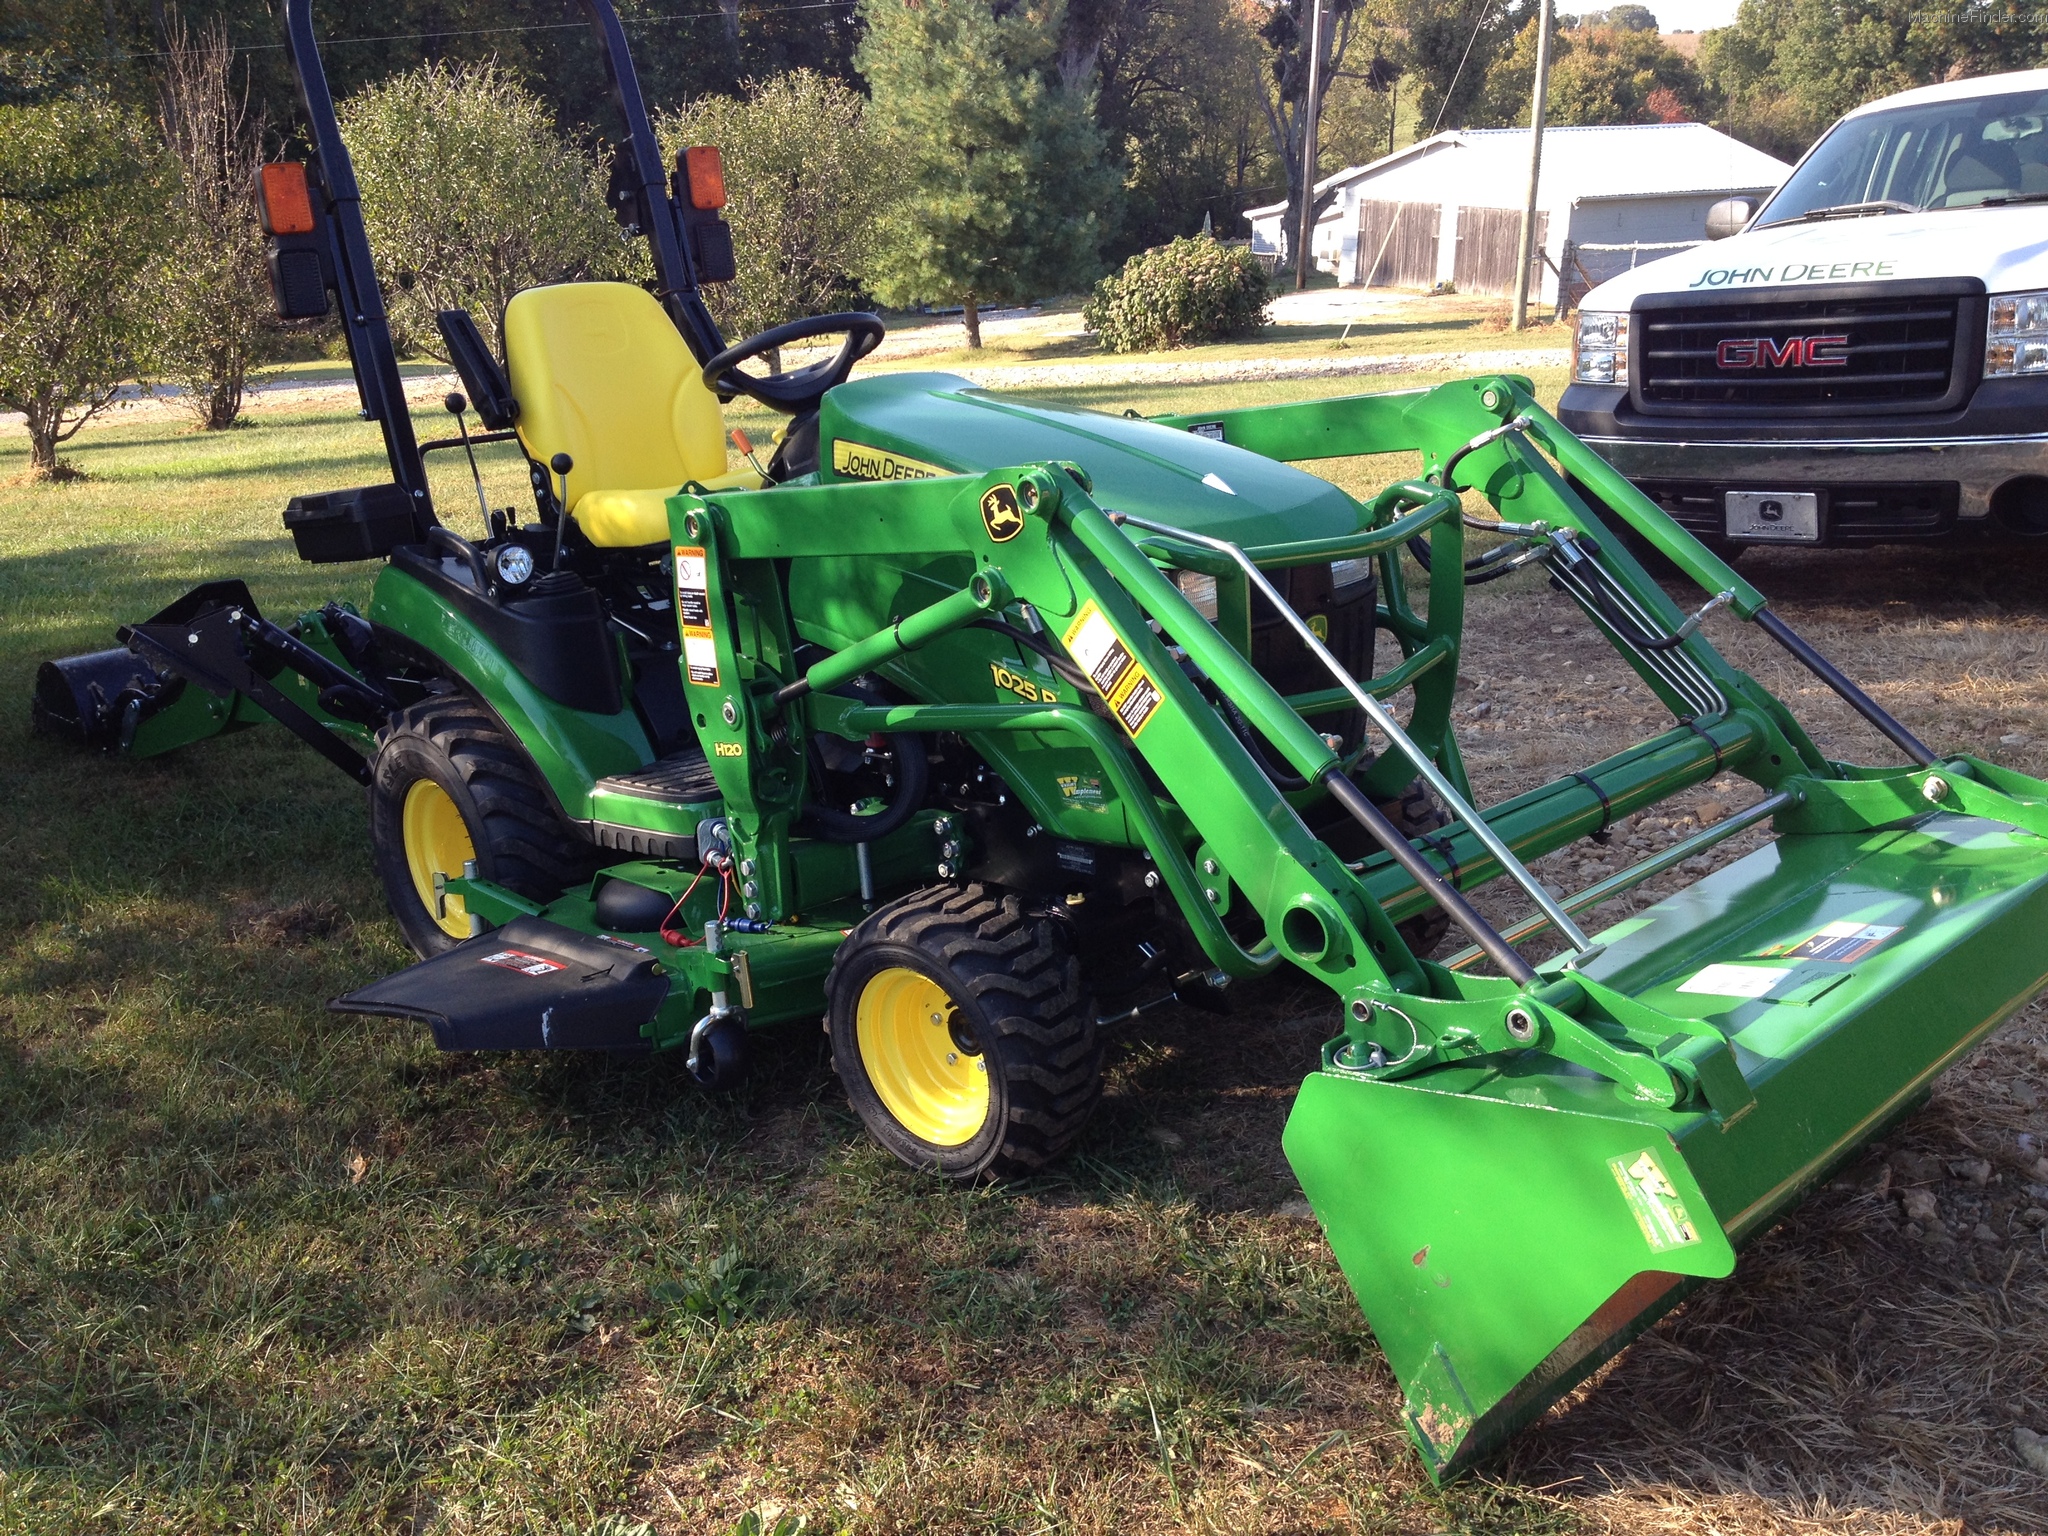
[1986, 290, 2048, 377]
[1572, 311, 1629, 387]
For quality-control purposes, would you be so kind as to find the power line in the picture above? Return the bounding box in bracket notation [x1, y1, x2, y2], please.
[1426, 0, 1497, 139]
[67, 1, 860, 67]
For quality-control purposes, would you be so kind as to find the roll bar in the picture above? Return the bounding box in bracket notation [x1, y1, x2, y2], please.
[277, 0, 730, 532]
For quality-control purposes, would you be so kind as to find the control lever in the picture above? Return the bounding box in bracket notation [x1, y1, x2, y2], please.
[549, 452, 573, 570]
[443, 392, 492, 533]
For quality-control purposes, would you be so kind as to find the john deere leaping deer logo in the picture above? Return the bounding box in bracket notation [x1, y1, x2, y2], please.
[980, 484, 1024, 543]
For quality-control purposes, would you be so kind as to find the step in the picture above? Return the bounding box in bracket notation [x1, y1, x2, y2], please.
[585, 749, 723, 859]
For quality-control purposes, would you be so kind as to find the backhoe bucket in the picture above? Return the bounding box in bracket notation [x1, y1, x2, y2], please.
[1285, 804, 2048, 1480]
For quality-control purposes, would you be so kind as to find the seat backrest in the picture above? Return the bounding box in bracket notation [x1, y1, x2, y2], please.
[503, 282, 727, 506]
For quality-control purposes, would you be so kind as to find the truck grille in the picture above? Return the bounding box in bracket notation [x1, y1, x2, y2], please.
[1635, 291, 1966, 411]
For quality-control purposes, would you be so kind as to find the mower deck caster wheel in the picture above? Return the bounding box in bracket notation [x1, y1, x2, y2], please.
[687, 1015, 749, 1091]
[826, 883, 1100, 1180]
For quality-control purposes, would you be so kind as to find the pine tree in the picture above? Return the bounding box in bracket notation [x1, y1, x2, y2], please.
[858, 0, 1119, 347]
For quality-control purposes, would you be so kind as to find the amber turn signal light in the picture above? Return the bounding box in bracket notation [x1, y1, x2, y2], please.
[256, 162, 316, 236]
[682, 145, 727, 211]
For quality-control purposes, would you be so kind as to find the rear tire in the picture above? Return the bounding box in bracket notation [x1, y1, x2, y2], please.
[826, 884, 1100, 1179]
[370, 695, 593, 958]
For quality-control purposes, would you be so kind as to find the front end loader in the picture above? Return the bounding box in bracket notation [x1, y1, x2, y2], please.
[32, 0, 2048, 1482]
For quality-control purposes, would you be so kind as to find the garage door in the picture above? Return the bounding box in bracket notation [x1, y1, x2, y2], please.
[1453, 206, 1548, 296]
[1356, 201, 1440, 289]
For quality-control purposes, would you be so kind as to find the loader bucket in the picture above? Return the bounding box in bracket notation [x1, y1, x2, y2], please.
[1285, 804, 2048, 1480]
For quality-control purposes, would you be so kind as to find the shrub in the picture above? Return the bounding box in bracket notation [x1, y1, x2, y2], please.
[1084, 235, 1270, 353]
[155, 13, 270, 431]
[339, 61, 630, 359]
[0, 94, 169, 478]
[658, 71, 882, 347]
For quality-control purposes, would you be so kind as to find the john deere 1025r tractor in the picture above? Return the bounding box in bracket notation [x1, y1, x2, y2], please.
[35, 0, 2048, 1481]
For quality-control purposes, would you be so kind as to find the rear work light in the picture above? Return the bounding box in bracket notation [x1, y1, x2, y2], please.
[682, 146, 727, 211]
[255, 161, 316, 236]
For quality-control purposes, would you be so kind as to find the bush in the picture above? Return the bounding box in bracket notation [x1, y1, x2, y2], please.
[339, 62, 630, 359]
[1084, 236, 1270, 353]
[0, 93, 169, 477]
[658, 71, 881, 346]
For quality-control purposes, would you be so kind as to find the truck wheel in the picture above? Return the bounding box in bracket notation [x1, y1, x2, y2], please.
[826, 884, 1101, 1180]
[369, 696, 591, 957]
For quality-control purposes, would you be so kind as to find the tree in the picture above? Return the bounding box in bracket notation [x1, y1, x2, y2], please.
[1253, 0, 1363, 277]
[1478, 15, 1709, 126]
[338, 61, 632, 358]
[658, 71, 883, 347]
[1580, 5, 1659, 30]
[0, 94, 167, 479]
[858, 0, 1119, 347]
[1700, 0, 2048, 160]
[1062, 0, 1272, 256]
[155, 9, 270, 431]
[1400, 0, 1534, 138]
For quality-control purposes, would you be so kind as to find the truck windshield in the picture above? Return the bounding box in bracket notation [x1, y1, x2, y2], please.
[1756, 85, 2048, 225]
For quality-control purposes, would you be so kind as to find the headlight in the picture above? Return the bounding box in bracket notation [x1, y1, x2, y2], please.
[1573, 310, 1630, 386]
[1172, 568, 1218, 620]
[1985, 290, 2048, 377]
[1331, 558, 1373, 592]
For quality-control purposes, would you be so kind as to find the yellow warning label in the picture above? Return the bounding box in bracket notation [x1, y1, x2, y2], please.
[1061, 600, 1164, 739]
[674, 544, 718, 686]
[830, 439, 952, 482]
[1610, 1147, 1702, 1253]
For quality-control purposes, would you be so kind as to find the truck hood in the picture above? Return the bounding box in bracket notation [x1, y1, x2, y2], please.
[818, 371, 1362, 546]
[1580, 205, 2048, 309]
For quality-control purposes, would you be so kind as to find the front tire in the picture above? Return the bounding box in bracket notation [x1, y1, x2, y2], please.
[370, 696, 593, 957]
[826, 884, 1101, 1179]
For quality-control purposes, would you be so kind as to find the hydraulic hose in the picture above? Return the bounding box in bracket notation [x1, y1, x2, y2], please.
[797, 678, 932, 843]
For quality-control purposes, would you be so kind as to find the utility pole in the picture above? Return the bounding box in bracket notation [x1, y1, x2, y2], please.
[1510, 0, 1554, 330]
[1293, 0, 1326, 292]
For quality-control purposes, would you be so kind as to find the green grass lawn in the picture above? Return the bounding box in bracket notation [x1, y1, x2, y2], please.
[814, 299, 1568, 378]
[0, 374, 1582, 1535]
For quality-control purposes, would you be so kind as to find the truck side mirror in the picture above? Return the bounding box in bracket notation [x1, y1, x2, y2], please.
[1705, 197, 1755, 240]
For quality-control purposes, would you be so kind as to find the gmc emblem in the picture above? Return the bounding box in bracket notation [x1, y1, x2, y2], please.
[1716, 334, 1850, 369]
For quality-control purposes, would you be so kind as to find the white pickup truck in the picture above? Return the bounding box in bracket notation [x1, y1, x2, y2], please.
[1559, 67, 2048, 550]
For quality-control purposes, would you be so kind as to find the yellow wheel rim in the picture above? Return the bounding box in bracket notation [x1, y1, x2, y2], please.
[402, 778, 477, 939]
[855, 967, 990, 1147]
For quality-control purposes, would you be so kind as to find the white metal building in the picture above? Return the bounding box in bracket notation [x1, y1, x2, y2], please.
[1244, 123, 1792, 305]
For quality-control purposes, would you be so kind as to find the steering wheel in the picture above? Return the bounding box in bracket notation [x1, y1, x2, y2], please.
[701, 312, 886, 415]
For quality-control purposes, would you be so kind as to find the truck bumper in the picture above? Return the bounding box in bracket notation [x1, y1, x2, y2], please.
[1558, 380, 2048, 544]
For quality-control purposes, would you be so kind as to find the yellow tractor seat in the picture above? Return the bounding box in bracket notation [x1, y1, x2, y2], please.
[503, 281, 760, 548]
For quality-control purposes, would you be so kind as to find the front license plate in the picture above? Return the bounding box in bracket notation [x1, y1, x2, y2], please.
[1725, 490, 1819, 543]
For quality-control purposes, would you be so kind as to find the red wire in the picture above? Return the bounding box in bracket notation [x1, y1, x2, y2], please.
[658, 860, 713, 948]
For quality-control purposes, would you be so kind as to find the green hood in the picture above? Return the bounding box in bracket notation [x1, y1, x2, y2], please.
[819, 372, 1361, 545]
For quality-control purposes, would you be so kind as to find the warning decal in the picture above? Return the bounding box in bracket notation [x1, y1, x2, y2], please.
[480, 948, 567, 977]
[1610, 1147, 1703, 1254]
[1061, 600, 1165, 739]
[1756, 920, 1902, 964]
[1677, 963, 1793, 999]
[674, 545, 719, 686]
[830, 439, 952, 482]
[1188, 421, 1226, 442]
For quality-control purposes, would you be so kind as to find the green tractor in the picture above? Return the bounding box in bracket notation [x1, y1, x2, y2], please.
[34, 0, 2048, 1481]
